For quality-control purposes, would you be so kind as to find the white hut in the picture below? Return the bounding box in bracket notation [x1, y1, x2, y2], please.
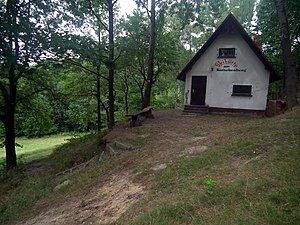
[177, 13, 279, 115]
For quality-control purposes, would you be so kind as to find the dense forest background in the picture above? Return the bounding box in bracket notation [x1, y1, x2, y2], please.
[0, 0, 299, 139]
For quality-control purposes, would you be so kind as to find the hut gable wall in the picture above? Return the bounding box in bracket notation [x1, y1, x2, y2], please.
[184, 31, 270, 111]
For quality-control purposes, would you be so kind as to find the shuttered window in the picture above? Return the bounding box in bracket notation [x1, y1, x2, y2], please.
[218, 48, 236, 58]
[232, 85, 252, 96]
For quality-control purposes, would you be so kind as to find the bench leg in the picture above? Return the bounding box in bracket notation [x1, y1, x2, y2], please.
[130, 115, 142, 127]
[145, 110, 154, 119]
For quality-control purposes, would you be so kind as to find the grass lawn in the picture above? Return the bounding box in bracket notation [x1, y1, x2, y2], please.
[0, 133, 76, 166]
[0, 109, 299, 225]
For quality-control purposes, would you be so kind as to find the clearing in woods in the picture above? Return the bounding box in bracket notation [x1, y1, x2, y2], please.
[0, 134, 74, 165]
[2, 108, 300, 225]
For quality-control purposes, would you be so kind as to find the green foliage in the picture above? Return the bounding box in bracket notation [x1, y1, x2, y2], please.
[66, 98, 98, 131]
[204, 178, 217, 196]
[229, 0, 256, 31]
[2, 0, 298, 141]
[256, 0, 300, 98]
[16, 95, 57, 138]
[116, 6, 191, 112]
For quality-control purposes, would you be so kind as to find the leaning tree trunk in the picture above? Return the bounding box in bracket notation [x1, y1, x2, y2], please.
[274, 0, 297, 108]
[142, 0, 156, 109]
[108, 0, 115, 128]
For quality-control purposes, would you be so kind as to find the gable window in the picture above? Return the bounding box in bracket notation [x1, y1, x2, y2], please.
[218, 48, 236, 58]
[232, 85, 252, 96]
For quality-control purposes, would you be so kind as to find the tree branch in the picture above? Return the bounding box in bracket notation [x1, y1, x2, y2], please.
[17, 88, 48, 102]
[132, 74, 145, 91]
[66, 59, 109, 81]
[153, 61, 161, 83]
[137, 58, 147, 80]
[112, 0, 119, 6]
[100, 99, 108, 111]
[113, 49, 122, 62]
[137, 0, 151, 18]
[87, 0, 109, 31]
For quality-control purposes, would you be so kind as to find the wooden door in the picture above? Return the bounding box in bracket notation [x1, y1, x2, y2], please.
[191, 76, 207, 105]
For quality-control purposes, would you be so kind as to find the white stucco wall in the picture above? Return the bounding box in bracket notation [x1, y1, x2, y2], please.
[184, 32, 270, 111]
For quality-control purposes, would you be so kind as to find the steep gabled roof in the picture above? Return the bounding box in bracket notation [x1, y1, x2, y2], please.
[177, 13, 280, 83]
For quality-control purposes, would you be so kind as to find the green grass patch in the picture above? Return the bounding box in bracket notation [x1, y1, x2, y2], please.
[0, 133, 78, 166]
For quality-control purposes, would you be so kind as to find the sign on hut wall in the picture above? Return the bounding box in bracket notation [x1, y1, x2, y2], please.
[215, 59, 247, 72]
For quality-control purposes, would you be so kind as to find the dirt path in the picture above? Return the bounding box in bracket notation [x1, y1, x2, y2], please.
[106, 110, 252, 165]
[20, 110, 254, 225]
[22, 171, 144, 225]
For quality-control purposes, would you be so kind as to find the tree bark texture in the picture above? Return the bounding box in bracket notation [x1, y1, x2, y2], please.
[5, 107, 17, 170]
[108, 0, 115, 128]
[142, 0, 156, 109]
[5, 67, 17, 169]
[96, 74, 102, 131]
[3, 0, 18, 169]
[274, 0, 297, 108]
[124, 72, 129, 115]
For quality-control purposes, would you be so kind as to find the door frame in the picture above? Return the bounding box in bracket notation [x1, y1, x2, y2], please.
[190, 75, 207, 105]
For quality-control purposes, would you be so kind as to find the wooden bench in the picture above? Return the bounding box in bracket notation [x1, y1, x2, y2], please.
[127, 106, 154, 127]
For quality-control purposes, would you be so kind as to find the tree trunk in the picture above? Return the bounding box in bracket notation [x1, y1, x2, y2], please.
[5, 67, 17, 169]
[108, 0, 115, 128]
[103, 103, 110, 126]
[4, 112, 17, 170]
[125, 90, 129, 115]
[124, 85, 129, 115]
[124, 74, 129, 115]
[142, 0, 156, 109]
[96, 74, 102, 131]
[140, 87, 144, 106]
[2, 0, 18, 170]
[96, 24, 102, 131]
[274, 0, 297, 108]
